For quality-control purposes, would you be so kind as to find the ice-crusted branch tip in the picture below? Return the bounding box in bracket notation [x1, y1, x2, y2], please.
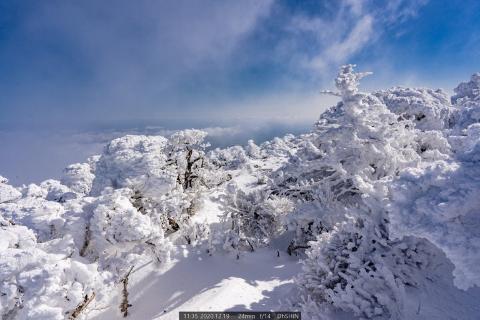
[319, 89, 341, 97]
[451, 72, 480, 103]
[335, 64, 372, 97]
[319, 65, 372, 98]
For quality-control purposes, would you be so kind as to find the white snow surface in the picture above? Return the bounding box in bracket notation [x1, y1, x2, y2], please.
[1, 66, 480, 320]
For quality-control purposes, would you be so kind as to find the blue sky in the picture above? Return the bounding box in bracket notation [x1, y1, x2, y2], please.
[0, 0, 479, 127]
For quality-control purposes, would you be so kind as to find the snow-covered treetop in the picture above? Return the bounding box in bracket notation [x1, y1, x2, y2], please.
[452, 72, 480, 104]
[0, 175, 21, 204]
[169, 129, 208, 147]
[334, 64, 372, 98]
[375, 87, 453, 131]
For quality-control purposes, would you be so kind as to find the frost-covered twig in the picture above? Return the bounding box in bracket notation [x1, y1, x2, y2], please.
[69, 292, 95, 319]
[120, 266, 134, 317]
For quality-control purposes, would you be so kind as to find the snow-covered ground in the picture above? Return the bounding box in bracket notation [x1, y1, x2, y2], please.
[89, 197, 480, 320]
[89, 240, 301, 319]
[2, 66, 480, 320]
[90, 189, 299, 319]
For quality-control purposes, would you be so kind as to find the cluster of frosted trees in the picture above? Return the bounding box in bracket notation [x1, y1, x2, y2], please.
[0, 130, 221, 319]
[1, 66, 479, 319]
[218, 66, 480, 318]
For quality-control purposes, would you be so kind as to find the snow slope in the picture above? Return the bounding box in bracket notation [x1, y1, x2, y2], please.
[90, 196, 480, 320]
[89, 245, 301, 319]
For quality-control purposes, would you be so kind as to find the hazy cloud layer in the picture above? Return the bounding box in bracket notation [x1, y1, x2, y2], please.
[0, 0, 272, 123]
[0, 0, 432, 126]
[3, 0, 480, 185]
[0, 120, 313, 185]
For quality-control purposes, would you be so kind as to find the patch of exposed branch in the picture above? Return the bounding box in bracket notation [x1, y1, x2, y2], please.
[79, 223, 91, 257]
[120, 266, 134, 317]
[69, 292, 95, 319]
[287, 242, 311, 256]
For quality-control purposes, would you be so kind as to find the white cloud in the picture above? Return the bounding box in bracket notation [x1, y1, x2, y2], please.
[5, 0, 274, 121]
[0, 119, 312, 185]
[310, 14, 374, 71]
[201, 91, 339, 124]
[381, 0, 428, 25]
[280, 0, 427, 75]
[1, 0, 428, 125]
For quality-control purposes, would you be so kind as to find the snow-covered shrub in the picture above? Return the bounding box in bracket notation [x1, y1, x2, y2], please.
[0, 176, 21, 204]
[167, 129, 229, 216]
[451, 72, 480, 104]
[246, 139, 263, 159]
[283, 183, 343, 255]
[0, 182, 108, 319]
[62, 162, 96, 195]
[413, 130, 451, 162]
[389, 129, 480, 290]
[261, 134, 298, 158]
[0, 195, 66, 242]
[385, 72, 480, 291]
[0, 131, 218, 319]
[0, 216, 108, 320]
[74, 187, 174, 279]
[90, 135, 175, 196]
[38, 179, 77, 202]
[450, 73, 480, 130]
[168, 129, 210, 190]
[208, 145, 249, 170]
[90, 188, 164, 248]
[375, 87, 454, 131]
[89, 130, 219, 234]
[294, 65, 455, 318]
[219, 183, 293, 254]
[298, 218, 405, 319]
[177, 219, 211, 246]
[298, 215, 441, 319]
[276, 65, 429, 248]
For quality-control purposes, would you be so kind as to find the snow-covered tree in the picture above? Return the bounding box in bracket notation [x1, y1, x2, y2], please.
[388, 73, 480, 290]
[374, 87, 454, 131]
[62, 161, 96, 195]
[218, 183, 293, 255]
[295, 65, 451, 319]
[0, 208, 109, 319]
[88, 130, 220, 234]
[0, 130, 217, 319]
[0, 176, 21, 204]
